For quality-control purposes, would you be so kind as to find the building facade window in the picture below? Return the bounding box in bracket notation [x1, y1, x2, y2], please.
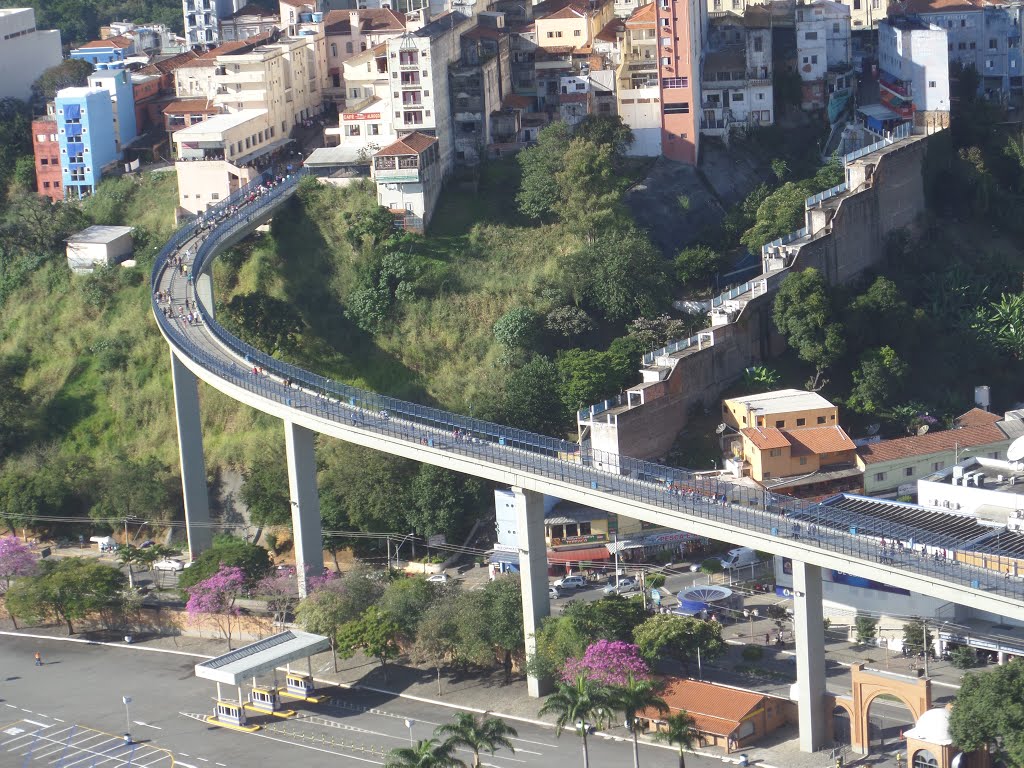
[663, 102, 689, 113]
[874, 472, 886, 482]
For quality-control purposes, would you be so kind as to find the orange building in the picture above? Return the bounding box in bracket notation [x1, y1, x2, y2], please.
[654, 0, 705, 163]
[638, 677, 793, 753]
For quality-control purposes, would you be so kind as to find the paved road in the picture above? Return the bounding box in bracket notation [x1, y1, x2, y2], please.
[0, 636, 729, 768]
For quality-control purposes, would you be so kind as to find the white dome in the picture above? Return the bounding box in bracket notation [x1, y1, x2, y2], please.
[904, 708, 952, 746]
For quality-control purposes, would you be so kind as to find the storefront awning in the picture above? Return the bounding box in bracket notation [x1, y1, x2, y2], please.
[547, 546, 611, 563]
[606, 540, 646, 554]
[488, 549, 519, 564]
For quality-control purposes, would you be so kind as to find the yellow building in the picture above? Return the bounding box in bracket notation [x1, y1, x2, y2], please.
[534, 0, 614, 50]
[740, 425, 857, 484]
[722, 389, 839, 431]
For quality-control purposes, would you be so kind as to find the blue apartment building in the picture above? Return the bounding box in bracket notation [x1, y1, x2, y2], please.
[69, 35, 135, 66]
[88, 67, 138, 153]
[55, 88, 118, 199]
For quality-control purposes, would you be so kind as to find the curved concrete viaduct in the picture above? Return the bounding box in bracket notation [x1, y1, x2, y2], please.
[152, 170, 1024, 751]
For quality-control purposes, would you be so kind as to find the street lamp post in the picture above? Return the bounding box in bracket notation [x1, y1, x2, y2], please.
[744, 608, 759, 641]
[404, 718, 415, 746]
[122, 696, 132, 743]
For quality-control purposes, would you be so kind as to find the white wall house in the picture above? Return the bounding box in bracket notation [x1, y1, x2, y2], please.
[878, 17, 949, 116]
[795, 0, 851, 110]
[66, 225, 135, 273]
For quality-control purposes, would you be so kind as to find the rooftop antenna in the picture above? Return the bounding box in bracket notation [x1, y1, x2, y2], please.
[916, 424, 930, 436]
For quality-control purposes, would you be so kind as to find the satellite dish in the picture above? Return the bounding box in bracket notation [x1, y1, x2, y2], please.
[716, 423, 728, 434]
[916, 424, 930, 436]
[1008, 435, 1024, 462]
[866, 423, 880, 436]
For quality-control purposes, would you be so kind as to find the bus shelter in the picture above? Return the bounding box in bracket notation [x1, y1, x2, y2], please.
[194, 630, 331, 731]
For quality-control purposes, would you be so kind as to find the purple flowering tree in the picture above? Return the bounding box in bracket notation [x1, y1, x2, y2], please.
[0, 536, 37, 629]
[561, 640, 651, 687]
[186, 565, 245, 649]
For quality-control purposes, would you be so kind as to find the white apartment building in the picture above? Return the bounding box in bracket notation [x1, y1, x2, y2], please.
[173, 34, 328, 212]
[184, 0, 246, 47]
[611, 3, 660, 156]
[325, 11, 472, 181]
[324, 43, 397, 155]
[700, 17, 773, 137]
[917, 457, 1024, 525]
[323, 7, 407, 102]
[0, 8, 62, 101]
[878, 17, 949, 120]
[795, 0, 852, 110]
[371, 131, 442, 232]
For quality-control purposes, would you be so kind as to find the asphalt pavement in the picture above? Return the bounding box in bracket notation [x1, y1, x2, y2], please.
[0, 634, 727, 768]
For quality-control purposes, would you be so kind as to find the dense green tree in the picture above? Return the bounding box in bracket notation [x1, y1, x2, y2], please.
[0, 98, 31, 201]
[484, 575, 525, 683]
[177, 535, 272, 590]
[633, 614, 726, 668]
[384, 738, 466, 768]
[493, 306, 541, 351]
[674, 245, 722, 286]
[410, 596, 463, 694]
[337, 605, 401, 681]
[741, 365, 781, 394]
[901, 617, 933, 656]
[379, 576, 441, 638]
[949, 662, 1024, 765]
[740, 182, 808, 253]
[328, 449, 415, 532]
[625, 315, 693, 353]
[772, 268, 845, 389]
[239, 445, 290, 528]
[528, 614, 590, 681]
[844, 277, 914, 350]
[408, 464, 481, 540]
[342, 205, 396, 251]
[575, 114, 635, 156]
[562, 594, 647, 644]
[0, 355, 31, 461]
[556, 348, 632, 414]
[555, 139, 625, 241]
[435, 712, 518, 768]
[571, 229, 670, 322]
[545, 305, 595, 341]
[90, 456, 174, 525]
[517, 122, 573, 220]
[491, 356, 567, 435]
[848, 346, 909, 414]
[32, 59, 94, 101]
[538, 675, 614, 768]
[6, 557, 125, 634]
[221, 293, 304, 353]
[296, 574, 384, 671]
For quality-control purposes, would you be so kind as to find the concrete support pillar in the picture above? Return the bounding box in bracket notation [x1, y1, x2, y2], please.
[170, 351, 212, 560]
[512, 486, 551, 698]
[196, 269, 214, 320]
[793, 560, 827, 752]
[284, 420, 323, 598]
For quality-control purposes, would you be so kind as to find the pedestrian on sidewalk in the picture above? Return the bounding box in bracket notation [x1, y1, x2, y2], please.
[34, 652, 42, 666]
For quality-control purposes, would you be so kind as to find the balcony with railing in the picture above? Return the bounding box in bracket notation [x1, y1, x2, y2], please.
[878, 69, 910, 98]
[373, 155, 421, 182]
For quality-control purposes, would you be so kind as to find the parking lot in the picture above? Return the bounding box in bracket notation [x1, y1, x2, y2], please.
[1, 721, 175, 768]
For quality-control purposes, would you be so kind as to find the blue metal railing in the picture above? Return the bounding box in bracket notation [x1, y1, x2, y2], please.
[149, 168, 1024, 606]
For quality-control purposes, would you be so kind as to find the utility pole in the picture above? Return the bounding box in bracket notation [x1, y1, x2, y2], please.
[386, 536, 391, 573]
[613, 534, 620, 590]
[923, 619, 929, 677]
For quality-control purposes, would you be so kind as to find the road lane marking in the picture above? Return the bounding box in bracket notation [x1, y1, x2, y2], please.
[133, 721, 163, 730]
[21, 720, 50, 729]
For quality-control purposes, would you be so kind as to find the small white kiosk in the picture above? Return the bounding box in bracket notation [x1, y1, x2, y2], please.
[194, 630, 332, 731]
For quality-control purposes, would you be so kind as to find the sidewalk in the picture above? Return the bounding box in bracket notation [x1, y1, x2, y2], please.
[0, 619, 915, 768]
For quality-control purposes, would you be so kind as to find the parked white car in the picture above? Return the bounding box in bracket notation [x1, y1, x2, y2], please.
[603, 577, 639, 595]
[153, 558, 184, 572]
[426, 573, 450, 583]
[553, 574, 587, 590]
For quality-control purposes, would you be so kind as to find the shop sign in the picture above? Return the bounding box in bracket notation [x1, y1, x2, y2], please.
[343, 112, 381, 121]
[550, 533, 606, 546]
[643, 532, 700, 545]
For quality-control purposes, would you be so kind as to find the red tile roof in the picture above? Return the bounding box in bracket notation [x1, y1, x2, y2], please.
[375, 131, 438, 156]
[560, 92, 588, 103]
[596, 18, 624, 42]
[139, 50, 201, 76]
[324, 7, 406, 35]
[857, 424, 1008, 465]
[956, 408, 1002, 427]
[543, 5, 586, 19]
[894, 0, 984, 12]
[785, 426, 856, 456]
[626, 2, 657, 26]
[639, 678, 769, 737]
[79, 35, 133, 49]
[741, 427, 790, 451]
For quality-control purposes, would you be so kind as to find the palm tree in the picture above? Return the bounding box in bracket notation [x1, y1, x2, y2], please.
[384, 738, 467, 768]
[655, 711, 698, 768]
[538, 675, 613, 768]
[435, 712, 518, 768]
[613, 675, 669, 768]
